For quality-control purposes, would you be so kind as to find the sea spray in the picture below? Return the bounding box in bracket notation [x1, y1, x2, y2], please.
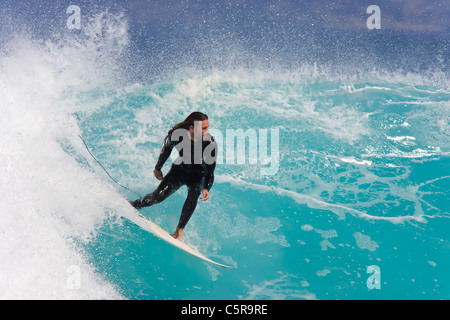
[0, 10, 130, 299]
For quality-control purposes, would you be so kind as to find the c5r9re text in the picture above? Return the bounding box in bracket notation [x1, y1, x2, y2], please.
[225, 304, 268, 315]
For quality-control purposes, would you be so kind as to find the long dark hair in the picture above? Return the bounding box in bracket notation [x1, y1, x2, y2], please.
[162, 112, 209, 151]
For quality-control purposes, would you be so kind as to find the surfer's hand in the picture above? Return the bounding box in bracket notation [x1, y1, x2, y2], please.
[154, 169, 163, 181]
[200, 189, 210, 201]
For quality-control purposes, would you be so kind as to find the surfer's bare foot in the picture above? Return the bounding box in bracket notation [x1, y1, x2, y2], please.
[171, 232, 182, 241]
[171, 228, 184, 241]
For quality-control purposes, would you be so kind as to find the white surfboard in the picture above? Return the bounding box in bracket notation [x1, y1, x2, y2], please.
[135, 213, 232, 269]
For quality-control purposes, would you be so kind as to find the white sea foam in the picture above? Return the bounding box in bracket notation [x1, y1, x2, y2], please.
[242, 274, 317, 300]
[0, 11, 129, 299]
[353, 232, 379, 252]
[216, 174, 428, 224]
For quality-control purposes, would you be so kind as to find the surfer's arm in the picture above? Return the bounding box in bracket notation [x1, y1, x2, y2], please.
[203, 164, 215, 191]
[155, 138, 174, 171]
[201, 138, 217, 193]
[203, 139, 217, 192]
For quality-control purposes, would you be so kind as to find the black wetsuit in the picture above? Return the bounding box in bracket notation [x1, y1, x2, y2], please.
[132, 134, 217, 229]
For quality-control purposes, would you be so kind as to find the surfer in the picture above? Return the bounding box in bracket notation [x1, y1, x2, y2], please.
[129, 112, 217, 241]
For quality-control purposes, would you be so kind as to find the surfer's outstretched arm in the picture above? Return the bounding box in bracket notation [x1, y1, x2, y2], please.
[154, 138, 174, 173]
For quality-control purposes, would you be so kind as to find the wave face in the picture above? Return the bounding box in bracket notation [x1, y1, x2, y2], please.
[1, 2, 449, 299]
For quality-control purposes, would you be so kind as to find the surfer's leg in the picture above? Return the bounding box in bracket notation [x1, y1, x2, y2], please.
[176, 183, 201, 229]
[132, 169, 182, 209]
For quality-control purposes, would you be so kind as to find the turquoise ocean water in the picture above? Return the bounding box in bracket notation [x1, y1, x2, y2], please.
[79, 74, 450, 300]
[0, 2, 449, 299]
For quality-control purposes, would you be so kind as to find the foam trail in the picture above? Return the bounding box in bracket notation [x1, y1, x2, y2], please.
[216, 175, 428, 224]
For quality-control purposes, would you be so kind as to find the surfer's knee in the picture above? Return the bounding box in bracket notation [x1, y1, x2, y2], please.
[152, 190, 168, 204]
